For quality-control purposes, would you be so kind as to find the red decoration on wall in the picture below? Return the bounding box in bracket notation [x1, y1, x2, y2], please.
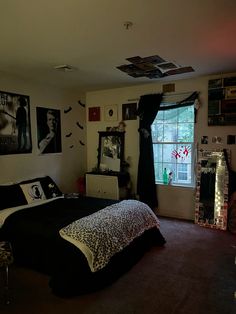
[88, 107, 100, 121]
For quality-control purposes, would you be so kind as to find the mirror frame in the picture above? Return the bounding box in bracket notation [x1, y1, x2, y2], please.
[195, 149, 229, 230]
[97, 131, 125, 173]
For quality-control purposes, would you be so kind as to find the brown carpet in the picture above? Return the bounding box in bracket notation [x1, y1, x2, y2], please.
[0, 217, 236, 314]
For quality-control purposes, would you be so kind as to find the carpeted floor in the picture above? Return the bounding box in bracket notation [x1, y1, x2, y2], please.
[0, 217, 236, 314]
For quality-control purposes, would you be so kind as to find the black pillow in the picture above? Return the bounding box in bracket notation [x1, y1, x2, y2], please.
[40, 176, 62, 199]
[0, 184, 27, 210]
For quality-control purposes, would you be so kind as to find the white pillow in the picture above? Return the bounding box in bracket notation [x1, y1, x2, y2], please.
[20, 181, 46, 204]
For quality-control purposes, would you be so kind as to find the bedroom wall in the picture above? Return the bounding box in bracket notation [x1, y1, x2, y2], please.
[0, 73, 86, 193]
[86, 72, 236, 220]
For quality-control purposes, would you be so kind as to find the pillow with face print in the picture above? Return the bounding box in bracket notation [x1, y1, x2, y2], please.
[20, 181, 46, 204]
[18, 176, 62, 200]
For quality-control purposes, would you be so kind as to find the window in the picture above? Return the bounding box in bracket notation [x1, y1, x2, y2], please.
[152, 104, 195, 187]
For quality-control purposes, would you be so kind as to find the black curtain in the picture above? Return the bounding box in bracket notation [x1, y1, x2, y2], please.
[136, 91, 199, 210]
[137, 93, 163, 209]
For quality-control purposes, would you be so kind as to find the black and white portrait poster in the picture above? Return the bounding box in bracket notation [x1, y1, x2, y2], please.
[0, 91, 32, 155]
[36, 107, 62, 154]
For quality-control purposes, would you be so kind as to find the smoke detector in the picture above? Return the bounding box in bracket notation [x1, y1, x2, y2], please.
[54, 64, 77, 72]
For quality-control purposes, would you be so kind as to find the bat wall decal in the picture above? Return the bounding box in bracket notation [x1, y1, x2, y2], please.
[79, 140, 85, 146]
[66, 132, 72, 137]
[64, 106, 72, 114]
[78, 100, 85, 108]
[76, 122, 84, 129]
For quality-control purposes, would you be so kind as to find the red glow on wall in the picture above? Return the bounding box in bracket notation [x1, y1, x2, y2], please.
[200, 19, 236, 57]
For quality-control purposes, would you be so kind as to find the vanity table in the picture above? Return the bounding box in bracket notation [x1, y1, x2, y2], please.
[86, 131, 130, 200]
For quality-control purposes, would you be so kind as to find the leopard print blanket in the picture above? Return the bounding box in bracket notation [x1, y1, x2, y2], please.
[59, 200, 160, 272]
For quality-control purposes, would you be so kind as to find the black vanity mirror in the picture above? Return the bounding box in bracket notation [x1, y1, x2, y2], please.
[97, 131, 125, 173]
[195, 150, 229, 230]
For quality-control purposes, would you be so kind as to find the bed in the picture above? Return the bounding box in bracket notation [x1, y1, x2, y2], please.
[0, 176, 166, 297]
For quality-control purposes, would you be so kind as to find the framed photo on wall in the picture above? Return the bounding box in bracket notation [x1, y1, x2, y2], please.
[88, 107, 100, 121]
[0, 91, 32, 155]
[122, 102, 137, 120]
[104, 104, 118, 121]
[36, 107, 62, 154]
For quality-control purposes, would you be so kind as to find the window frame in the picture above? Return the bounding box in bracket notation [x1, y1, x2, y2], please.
[152, 103, 195, 188]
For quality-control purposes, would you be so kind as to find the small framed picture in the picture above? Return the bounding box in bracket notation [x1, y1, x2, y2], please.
[212, 136, 222, 144]
[88, 107, 100, 122]
[104, 104, 118, 121]
[201, 136, 208, 144]
[122, 103, 137, 120]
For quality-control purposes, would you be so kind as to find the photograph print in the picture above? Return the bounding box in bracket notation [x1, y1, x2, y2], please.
[122, 102, 137, 120]
[36, 107, 62, 154]
[0, 91, 32, 155]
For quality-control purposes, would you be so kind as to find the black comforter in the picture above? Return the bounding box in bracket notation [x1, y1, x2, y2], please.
[0, 196, 166, 296]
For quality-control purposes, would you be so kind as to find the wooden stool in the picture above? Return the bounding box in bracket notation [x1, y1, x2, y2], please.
[0, 241, 14, 304]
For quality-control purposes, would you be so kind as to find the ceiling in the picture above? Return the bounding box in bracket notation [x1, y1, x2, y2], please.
[0, 0, 236, 93]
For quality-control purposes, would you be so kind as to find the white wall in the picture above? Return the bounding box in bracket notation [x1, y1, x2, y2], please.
[86, 72, 236, 220]
[0, 73, 86, 193]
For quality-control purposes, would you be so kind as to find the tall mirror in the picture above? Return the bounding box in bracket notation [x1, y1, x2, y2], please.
[195, 149, 229, 230]
[97, 131, 125, 173]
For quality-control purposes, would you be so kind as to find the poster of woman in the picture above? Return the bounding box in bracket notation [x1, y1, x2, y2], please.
[0, 91, 32, 155]
[36, 107, 62, 154]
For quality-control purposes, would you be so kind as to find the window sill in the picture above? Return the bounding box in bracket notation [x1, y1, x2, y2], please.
[157, 183, 195, 189]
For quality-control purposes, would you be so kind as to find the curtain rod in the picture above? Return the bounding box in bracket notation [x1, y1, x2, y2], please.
[127, 91, 196, 102]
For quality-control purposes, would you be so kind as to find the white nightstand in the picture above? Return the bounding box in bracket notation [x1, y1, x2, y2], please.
[86, 171, 131, 200]
[86, 173, 119, 200]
